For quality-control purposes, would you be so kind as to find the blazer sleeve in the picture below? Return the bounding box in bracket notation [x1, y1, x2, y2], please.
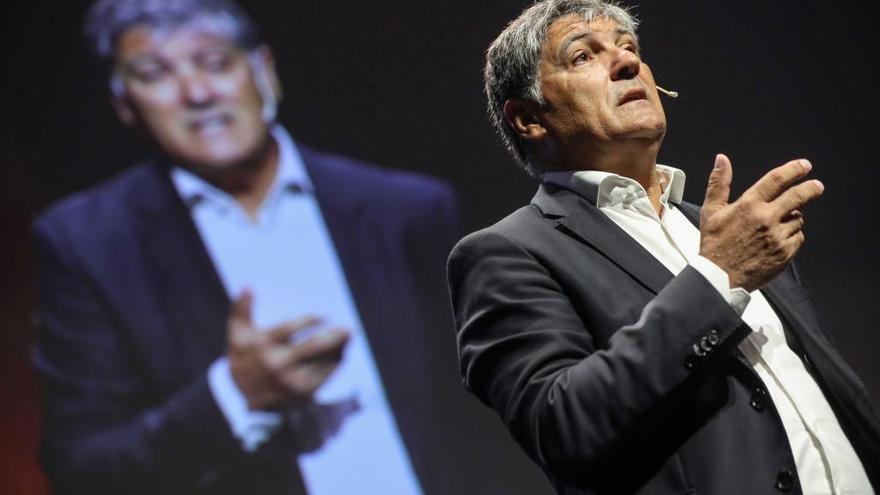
[33, 217, 251, 494]
[447, 229, 752, 488]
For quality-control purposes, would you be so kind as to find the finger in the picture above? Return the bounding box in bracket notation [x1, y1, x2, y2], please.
[702, 154, 733, 219]
[749, 159, 812, 201]
[782, 209, 803, 222]
[779, 213, 805, 238]
[306, 361, 341, 387]
[229, 288, 254, 331]
[290, 329, 350, 363]
[772, 179, 824, 216]
[266, 316, 324, 342]
[784, 230, 806, 257]
[289, 360, 341, 397]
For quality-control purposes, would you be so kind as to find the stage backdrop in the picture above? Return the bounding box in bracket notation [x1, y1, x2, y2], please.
[2, 1, 878, 493]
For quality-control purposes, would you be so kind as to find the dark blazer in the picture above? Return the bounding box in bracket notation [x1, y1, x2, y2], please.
[448, 182, 880, 495]
[33, 145, 529, 495]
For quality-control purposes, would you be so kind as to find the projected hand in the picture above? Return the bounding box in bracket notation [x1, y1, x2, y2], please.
[227, 289, 350, 411]
[699, 154, 823, 292]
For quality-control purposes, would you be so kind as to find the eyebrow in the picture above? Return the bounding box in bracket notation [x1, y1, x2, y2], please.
[556, 27, 636, 63]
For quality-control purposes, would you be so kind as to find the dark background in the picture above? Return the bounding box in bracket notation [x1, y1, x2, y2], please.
[2, 1, 878, 493]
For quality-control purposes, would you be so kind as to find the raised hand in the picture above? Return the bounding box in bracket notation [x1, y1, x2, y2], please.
[699, 154, 824, 292]
[227, 289, 350, 411]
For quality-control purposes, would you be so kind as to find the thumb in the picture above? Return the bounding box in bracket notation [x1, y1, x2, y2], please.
[229, 288, 254, 331]
[702, 153, 733, 218]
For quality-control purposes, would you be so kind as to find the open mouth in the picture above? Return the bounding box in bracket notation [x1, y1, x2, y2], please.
[189, 114, 232, 135]
[618, 88, 647, 106]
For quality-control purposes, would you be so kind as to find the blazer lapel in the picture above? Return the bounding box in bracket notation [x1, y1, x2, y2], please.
[532, 183, 674, 294]
[129, 163, 230, 369]
[299, 148, 417, 393]
[301, 147, 447, 481]
[299, 148, 378, 339]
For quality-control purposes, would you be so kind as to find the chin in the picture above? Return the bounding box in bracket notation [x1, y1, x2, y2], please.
[197, 154, 258, 171]
[641, 124, 667, 141]
[169, 146, 250, 173]
[625, 115, 666, 140]
[185, 136, 269, 168]
[613, 124, 666, 142]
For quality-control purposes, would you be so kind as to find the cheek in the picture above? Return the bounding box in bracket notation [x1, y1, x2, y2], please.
[128, 88, 180, 120]
[577, 93, 612, 133]
[556, 84, 606, 130]
[127, 78, 178, 101]
[655, 99, 667, 121]
[216, 74, 249, 99]
[639, 62, 656, 82]
[128, 93, 188, 138]
[578, 77, 613, 123]
[217, 69, 264, 108]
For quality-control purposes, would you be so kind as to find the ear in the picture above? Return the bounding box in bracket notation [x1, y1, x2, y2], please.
[251, 46, 283, 103]
[503, 98, 546, 142]
[110, 93, 137, 127]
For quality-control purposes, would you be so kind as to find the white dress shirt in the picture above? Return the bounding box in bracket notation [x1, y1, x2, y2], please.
[171, 126, 423, 495]
[544, 166, 872, 494]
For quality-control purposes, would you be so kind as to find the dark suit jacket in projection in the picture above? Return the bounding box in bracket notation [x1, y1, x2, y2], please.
[33, 144, 501, 495]
[448, 182, 880, 495]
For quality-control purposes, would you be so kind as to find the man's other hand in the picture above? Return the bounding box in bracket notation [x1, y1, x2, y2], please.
[227, 289, 350, 411]
[699, 154, 824, 292]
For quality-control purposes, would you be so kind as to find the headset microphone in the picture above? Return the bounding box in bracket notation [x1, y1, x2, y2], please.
[656, 85, 679, 98]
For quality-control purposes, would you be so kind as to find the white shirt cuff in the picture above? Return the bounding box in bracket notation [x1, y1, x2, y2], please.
[208, 357, 283, 452]
[690, 255, 751, 316]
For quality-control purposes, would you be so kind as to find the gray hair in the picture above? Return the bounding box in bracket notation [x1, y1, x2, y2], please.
[84, 0, 262, 62]
[484, 0, 639, 177]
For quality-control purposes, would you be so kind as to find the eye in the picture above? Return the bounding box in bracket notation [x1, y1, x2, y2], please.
[199, 52, 233, 72]
[129, 63, 168, 83]
[621, 42, 640, 55]
[573, 51, 591, 65]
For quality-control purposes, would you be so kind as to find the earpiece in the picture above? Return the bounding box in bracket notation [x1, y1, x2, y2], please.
[656, 85, 679, 98]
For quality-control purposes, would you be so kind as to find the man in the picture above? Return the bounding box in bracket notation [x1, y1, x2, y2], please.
[32, 1, 517, 494]
[448, 1, 880, 494]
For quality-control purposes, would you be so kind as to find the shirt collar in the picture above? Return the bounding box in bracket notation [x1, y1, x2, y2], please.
[171, 124, 312, 209]
[543, 164, 686, 208]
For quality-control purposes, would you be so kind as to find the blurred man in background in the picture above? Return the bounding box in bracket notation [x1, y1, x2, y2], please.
[32, 1, 529, 493]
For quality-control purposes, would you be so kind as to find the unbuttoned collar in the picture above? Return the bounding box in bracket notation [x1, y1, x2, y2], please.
[171, 124, 313, 211]
[543, 164, 686, 208]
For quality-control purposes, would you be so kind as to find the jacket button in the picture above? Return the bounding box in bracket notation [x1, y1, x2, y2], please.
[775, 469, 794, 491]
[693, 343, 708, 357]
[684, 356, 697, 370]
[707, 331, 720, 346]
[699, 336, 713, 352]
[750, 388, 768, 411]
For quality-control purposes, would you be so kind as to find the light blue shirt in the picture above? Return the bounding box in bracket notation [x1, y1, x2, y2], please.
[171, 126, 422, 495]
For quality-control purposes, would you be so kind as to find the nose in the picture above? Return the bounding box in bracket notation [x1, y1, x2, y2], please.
[609, 47, 640, 81]
[178, 72, 215, 108]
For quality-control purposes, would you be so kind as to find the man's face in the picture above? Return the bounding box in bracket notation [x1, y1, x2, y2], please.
[535, 15, 666, 152]
[113, 25, 276, 170]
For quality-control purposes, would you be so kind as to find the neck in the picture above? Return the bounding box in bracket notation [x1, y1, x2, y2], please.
[190, 136, 280, 220]
[547, 138, 666, 214]
[230, 142, 279, 220]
